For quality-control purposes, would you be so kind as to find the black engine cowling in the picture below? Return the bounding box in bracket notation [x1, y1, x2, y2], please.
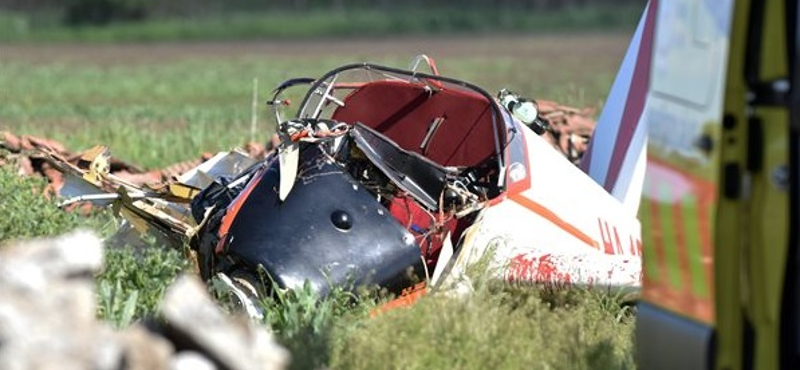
[192, 144, 425, 298]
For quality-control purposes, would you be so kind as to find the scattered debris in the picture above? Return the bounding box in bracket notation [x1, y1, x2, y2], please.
[0, 97, 596, 198]
[0, 230, 290, 370]
[537, 100, 597, 164]
[0, 131, 273, 193]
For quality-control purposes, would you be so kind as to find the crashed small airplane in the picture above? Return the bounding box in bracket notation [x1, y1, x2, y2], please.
[47, 36, 650, 312]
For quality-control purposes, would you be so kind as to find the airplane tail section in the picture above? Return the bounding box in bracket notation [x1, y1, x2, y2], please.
[579, 0, 657, 217]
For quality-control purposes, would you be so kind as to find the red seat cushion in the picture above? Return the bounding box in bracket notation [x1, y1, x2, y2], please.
[332, 80, 497, 168]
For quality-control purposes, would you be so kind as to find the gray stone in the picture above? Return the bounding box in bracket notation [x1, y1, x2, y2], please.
[93, 330, 126, 370]
[0, 230, 289, 370]
[0, 230, 108, 370]
[170, 351, 218, 370]
[161, 275, 290, 370]
[117, 325, 175, 370]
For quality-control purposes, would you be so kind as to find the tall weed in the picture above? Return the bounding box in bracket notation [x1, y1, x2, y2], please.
[0, 165, 112, 243]
[96, 241, 189, 325]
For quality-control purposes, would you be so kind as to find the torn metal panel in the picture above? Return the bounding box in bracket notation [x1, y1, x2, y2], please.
[39, 146, 259, 243]
[177, 150, 256, 190]
[350, 123, 452, 211]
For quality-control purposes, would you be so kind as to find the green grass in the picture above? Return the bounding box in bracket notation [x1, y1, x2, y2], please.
[328, 284, 635, 370]
[0, 5, 643, 43]
[0, 164, 113, 242]
[211, 271, 635, 370]
[1, 58, 330, 168]
[96, 241, 189, 327]
[1, 55, 615, 168]
[251, 281, 379, 370]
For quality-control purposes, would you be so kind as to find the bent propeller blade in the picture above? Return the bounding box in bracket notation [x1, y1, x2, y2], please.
[278, 142, 299, 201]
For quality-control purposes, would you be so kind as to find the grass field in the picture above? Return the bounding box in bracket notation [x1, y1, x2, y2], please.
[0, 34, 637, 369]
[1, 34, 626, 168]
[0, 5, 643, 43]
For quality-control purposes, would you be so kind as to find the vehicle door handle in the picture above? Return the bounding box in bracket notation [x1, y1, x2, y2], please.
[694, 134, 714, 155]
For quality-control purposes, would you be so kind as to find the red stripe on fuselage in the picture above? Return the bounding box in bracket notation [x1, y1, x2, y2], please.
[509, 194, 600, 250]
[603, 0, 658, 192]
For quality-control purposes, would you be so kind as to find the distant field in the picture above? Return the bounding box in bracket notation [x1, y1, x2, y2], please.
[0, 5, 643, 43]
[0, 33, 628, 168]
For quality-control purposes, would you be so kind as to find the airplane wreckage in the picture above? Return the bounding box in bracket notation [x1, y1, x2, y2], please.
[25, 56, 644, 314]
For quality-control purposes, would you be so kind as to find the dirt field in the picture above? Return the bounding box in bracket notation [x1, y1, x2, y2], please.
[0, 33, 630, 65]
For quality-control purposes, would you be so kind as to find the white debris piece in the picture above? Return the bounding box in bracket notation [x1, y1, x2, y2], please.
[0, 230, 289, 370]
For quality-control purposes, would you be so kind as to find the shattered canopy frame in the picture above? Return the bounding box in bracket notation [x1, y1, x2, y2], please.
[294, 63, 510, 190]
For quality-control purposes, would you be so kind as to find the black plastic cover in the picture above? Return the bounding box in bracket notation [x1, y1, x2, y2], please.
[351, 123, 450, 210]
[223, 144, 425, 297]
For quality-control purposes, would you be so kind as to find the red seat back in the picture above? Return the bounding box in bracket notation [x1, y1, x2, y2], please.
[332, 80, 497, 167]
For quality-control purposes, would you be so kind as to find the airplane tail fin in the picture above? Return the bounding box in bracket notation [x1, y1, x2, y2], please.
[579, 0, 657, 217]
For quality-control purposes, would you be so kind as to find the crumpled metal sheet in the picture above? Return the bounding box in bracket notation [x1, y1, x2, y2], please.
[42, 144, 256, 240]
[1, 131, 260, 242]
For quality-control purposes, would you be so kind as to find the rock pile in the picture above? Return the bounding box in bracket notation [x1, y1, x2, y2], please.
[0, 230, 289, 370]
